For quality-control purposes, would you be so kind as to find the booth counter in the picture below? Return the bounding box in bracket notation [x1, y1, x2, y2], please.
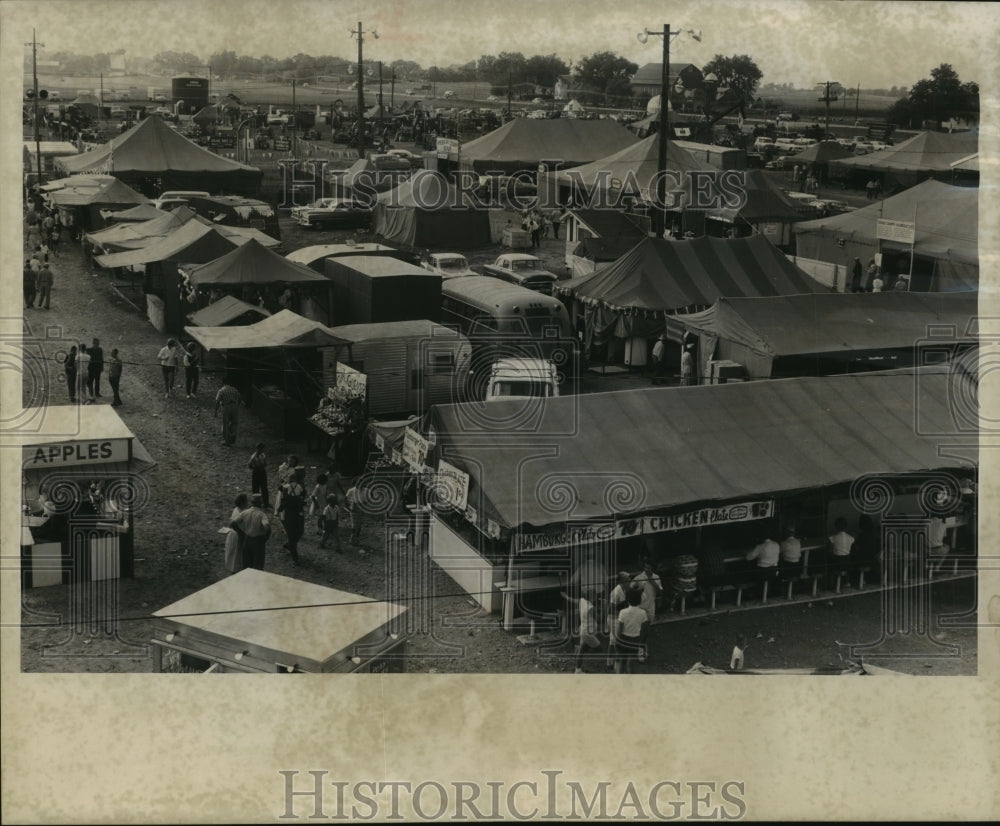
[151, 569, 408, 673]
[18, 406, 156, 588]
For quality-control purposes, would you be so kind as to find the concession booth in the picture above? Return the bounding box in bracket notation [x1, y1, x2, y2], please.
[421, 368, 977, 630]
[150, 569, 408, 673]
[19, 406, 157, 588]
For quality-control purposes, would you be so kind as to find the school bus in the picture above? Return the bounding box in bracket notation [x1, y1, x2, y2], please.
[440, 276, 577, 398]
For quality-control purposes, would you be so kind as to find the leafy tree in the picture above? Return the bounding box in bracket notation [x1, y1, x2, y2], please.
[208, 50, 238, 78]
[573, 51, 637, 104]
[701, 54, 763, 114]
[525, 54, 569, 88]
[888, 63, 978, 127]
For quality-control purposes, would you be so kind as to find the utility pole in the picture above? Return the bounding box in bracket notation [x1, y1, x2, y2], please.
[506, 68, 512, 119]
[855, 82, 861, 124]
[100, 72, 104, 120]
[351, 21, 378, 159]
[657, 23, 671, 239]
[29, 29, 43, 186]
[816, 80, 839, 138]
[291, 78, 297, 156]
[378, 61, 384, 139]
[390, 68, 396, 111]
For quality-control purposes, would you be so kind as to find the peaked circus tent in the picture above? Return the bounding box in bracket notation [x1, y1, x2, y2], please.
[789, 140, 855, 165]
[100, 203, 168, 223]
[558, 234, 825, 345]
[828, 130, 979, 187]
[373, 170, 492, 249]
[54, 115, 263, 195]
[549, 134, 707, 202]
[184, 238, 329, 286]
[792, 179, 978, 291]
[458, 118, 639, 174]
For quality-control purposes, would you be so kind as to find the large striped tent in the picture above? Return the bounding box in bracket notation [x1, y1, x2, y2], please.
[558, 234, 824, 347]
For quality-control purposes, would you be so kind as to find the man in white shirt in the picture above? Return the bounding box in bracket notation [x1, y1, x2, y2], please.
[632, 559, 663, 625]
[615, 587, 649, 674]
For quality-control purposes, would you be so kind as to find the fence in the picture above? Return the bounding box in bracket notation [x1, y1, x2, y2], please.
[788, 255, 843, 291]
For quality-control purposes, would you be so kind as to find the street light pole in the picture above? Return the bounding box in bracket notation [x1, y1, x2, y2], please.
[656, 24, 670, 239]
[29, 29, 44, 186]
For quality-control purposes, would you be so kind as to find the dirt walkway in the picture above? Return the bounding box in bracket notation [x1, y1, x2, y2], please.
[18, 216, 977, 675]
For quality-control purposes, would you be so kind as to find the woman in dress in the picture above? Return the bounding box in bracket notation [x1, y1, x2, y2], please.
[224, 493, 250, 574]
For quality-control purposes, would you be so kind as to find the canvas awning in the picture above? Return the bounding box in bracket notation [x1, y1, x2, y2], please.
[11, 405, 158, 476]
[668, 292, 979, 379]
[187, 295, 272, 327]
[93, 220, 239, 268]
[184, 309, 349, 351]
[429, 369, 976, 532]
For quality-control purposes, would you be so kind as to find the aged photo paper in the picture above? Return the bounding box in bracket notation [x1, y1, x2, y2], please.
[2, 0, 998, 821]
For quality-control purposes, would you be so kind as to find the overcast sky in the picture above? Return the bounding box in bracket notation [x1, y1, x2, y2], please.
[5, 0, 998, 89]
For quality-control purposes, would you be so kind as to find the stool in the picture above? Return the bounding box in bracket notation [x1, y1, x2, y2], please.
[856, 564, 872, 589]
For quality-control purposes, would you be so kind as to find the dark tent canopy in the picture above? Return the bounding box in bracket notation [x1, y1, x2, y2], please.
[558, 234, 825, 345]
[185, 238, 329, 286]
[54, 115, 262, 195]
[791, 140, 855, 166]
[458, 118, 639, 174]
[373, 170, 492, 249]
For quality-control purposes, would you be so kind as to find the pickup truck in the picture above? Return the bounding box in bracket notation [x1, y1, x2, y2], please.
[481, 253, 559, 294]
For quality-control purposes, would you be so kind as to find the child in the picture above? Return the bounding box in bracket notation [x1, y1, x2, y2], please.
[318, 493, 340, 552]
[730, 634, 747, 671]
[311, 473, 328, 535]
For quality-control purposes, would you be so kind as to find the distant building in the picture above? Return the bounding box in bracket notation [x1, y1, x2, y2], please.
[630, 63, 706, 112]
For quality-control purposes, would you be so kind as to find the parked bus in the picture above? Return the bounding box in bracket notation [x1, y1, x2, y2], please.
[440, 276, 577, 398]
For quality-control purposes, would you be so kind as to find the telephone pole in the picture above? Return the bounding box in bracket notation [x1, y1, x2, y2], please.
[291, 78, 297, 156]
[28, 29, 44, 185]
[351, 21, 378, 158]
[378, 61, 384, 139]
[816, 80, 839, 138]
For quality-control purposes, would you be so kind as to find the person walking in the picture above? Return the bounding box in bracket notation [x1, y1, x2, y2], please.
[108, 349, 123, 406]
[88, 338, 104, 398]
[550, 208, 563, 240]
[230, 493, 271, 571]
[318, 493, 341, 552]
[76, 344, 93, 403]
[850, 258, 863, 293]
[64, 345, 78, 404]
[23, 259, 37, 308]
[214, 376, 242, 446]
[157, 338, 182, 398]
[183, 342, 201, 398]
[247, 443, 269, 508]
[679, 343, 695, 386]
[278, 467, 307, 565]
[35, 262, 53, 310]
[224, 493, 250, 574]
[615, 587, 649, 674]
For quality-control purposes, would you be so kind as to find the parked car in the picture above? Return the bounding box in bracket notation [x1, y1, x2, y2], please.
[420, 252, 476, 279]
[443, 90, 455, 99]
[152, 190, 210, 210]
[777, 111, 796, 121]
[290, 197, 373, 229]
[386, 148, 424, 167]
[153, 92, 168, 102]
[482, 254, 559, 293]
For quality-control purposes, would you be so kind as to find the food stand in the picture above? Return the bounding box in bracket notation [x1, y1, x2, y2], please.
[151, 569, 408, 673]
[19, 406, 157, 588]
[184, 310, 350, 440]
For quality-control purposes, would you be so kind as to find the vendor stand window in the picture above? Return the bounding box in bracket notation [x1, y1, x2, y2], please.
[19, 406, 156, 589]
